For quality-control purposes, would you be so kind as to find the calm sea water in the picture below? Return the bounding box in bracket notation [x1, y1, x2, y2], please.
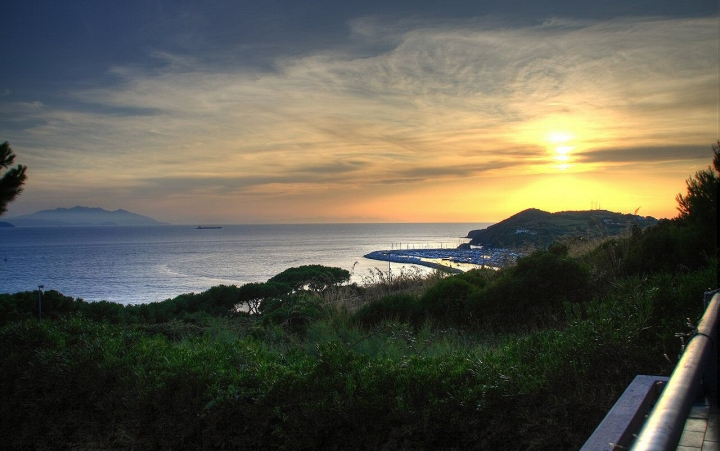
[0, 223, 489, 305]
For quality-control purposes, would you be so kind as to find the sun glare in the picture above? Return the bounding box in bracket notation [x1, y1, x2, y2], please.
[547, 131, 573, 144]
[555, 145, 573, 155]
[545, 131, 576, 170]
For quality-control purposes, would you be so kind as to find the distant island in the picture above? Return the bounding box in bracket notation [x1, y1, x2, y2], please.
[4, 206, 168, 227]
[466, 208, 659, 248]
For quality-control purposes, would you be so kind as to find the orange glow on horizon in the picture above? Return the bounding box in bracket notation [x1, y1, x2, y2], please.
[5, 16, 713, 225]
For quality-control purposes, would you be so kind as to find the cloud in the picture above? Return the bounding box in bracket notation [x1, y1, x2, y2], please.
[575, 145, 712, 165]
[2, 15, 715, 221]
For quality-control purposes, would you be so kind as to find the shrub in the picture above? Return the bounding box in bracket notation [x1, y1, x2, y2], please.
[420, 276, 481, 323]
[261, 292, 331, 333]
[0, 290, 82, 325]
[352, 293, 422, 328]
[465, 248, 590, 331]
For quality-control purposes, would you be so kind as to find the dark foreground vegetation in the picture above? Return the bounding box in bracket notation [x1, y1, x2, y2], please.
[1, 147, 718, 450]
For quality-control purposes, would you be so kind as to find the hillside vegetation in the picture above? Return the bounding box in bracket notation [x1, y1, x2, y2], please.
[0, 145, 717, 450]
[466, 208, 658, 248]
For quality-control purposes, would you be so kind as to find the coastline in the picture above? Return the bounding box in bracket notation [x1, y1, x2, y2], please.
[364, 247, 521, 272]
[2, 222, 480, 304]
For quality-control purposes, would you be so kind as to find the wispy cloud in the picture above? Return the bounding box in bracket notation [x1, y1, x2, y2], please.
[2, 15, 715, 221]
[575, 145, 711, 165]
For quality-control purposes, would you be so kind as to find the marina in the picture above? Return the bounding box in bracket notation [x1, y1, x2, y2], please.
[1, 223, 487, 304]
[364, 246, 522, 272]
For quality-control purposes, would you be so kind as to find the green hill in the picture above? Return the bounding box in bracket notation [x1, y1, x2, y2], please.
[467, 208, 658, 248]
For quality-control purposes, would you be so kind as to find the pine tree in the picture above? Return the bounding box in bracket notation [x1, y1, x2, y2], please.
[0, 141, 28, 216]
[675, 141, 719, 251]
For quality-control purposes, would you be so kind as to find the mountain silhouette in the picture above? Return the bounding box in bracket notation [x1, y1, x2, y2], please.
[5, 206, 167, 227]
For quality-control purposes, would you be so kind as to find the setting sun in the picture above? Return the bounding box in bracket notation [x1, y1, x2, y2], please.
[547, 131, 574, 145]
[0, 4, 714, 224]
[546, 131, 576, 170]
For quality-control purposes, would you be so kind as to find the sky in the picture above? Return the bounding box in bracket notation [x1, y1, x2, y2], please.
[0, 1, 717, 224]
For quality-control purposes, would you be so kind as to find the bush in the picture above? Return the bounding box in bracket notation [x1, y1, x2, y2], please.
[420, 276, 481, 323]
[352, 269, 493, 329]
[464, 247, 590, 331]
[626, 220, 711, 273]
[0, 262, 714, 450]
[352, 293, 422, 328]
[0, 290, 81, 325]
[581, 219, 714, 292]
[261, 292, 331, 333]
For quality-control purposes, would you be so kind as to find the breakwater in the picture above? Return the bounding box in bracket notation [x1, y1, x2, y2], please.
[364, 246, 521, 272]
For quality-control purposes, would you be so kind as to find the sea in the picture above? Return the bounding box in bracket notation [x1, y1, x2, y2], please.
[0, 223, 490, 305]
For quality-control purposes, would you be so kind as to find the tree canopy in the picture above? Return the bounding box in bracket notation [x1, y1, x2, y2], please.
[676, 141, 719, 219]
[0, 142, 27, 216]
[675, 141, 719, 250]
[268, 265, 350, 291]
[237, 281, 290, 315]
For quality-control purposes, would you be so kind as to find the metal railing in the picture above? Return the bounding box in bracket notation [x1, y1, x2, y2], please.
[581, 291, 718, 451]
[629, 291, 718, 451]
[579, 375, 669, 451]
